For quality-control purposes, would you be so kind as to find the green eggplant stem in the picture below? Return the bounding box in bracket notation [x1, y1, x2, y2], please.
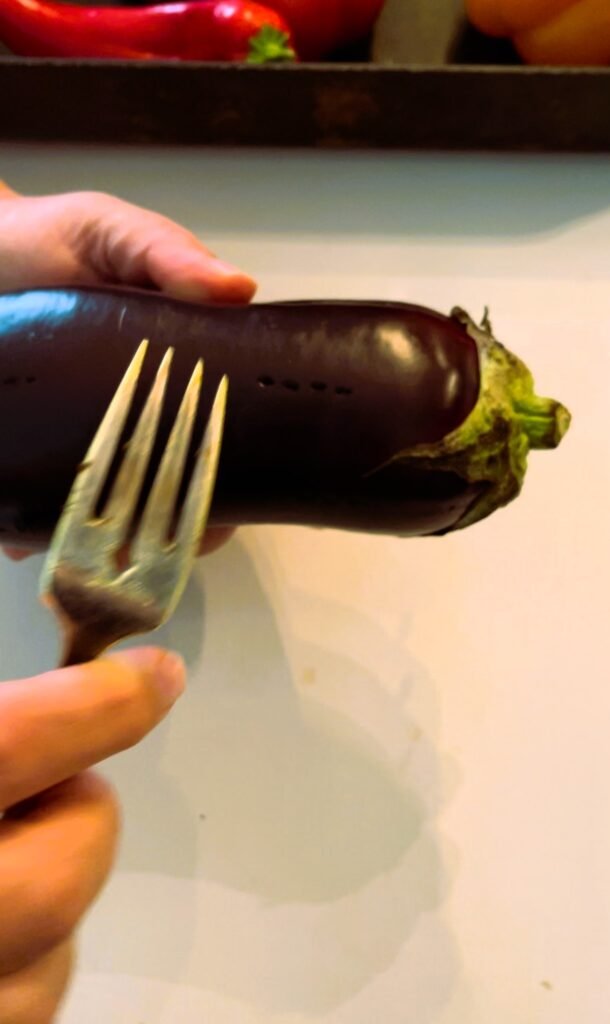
[370, 307, 571, 533]
[514, 393, 571, 450]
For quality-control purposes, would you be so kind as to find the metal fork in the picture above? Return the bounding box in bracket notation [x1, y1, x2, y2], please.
[39, 340, 227, 667]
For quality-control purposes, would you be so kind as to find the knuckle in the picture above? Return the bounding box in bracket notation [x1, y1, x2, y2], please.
[27, 1005, 62, 1024]
[0, 990, 63, 1024]
[28, 885, 81, 955]
[0, 724, 15, 803]
[26, 860, 106, 956]
[57, 772, 122, 864]
[76, 770, 122, 837]
[0, 715, 28, 810]
[0, 890, 75, 973]
[70, 188, 115, 210]
[0, 774, 119, 975]
[6, 784, 119, 962]
[0, 941, 74, 1024]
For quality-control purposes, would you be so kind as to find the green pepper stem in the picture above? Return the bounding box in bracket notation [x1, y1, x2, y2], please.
[247, 26, 295, 64]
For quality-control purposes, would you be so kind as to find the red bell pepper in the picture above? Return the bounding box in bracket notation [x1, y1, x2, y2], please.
[0, 0, 296, 61]
[261, 0, 386, 59]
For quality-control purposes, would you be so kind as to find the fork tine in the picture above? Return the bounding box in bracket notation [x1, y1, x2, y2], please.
[150, 376, 228, 622]
[174, 374, 228, 554]
[102, 348, 173, 537]
[57, 339, 149, 527]
[133, 359, 204, 553]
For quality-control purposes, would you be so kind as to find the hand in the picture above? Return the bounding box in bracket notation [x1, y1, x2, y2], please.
[0, 646, 185, 1023]
[0, 180, 255, 560]
[0, 180, 256, 303]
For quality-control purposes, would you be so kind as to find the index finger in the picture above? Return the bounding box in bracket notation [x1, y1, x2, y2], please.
[0, 647, 185, 812]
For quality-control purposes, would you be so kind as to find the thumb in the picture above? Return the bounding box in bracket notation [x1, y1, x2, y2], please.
[146, 238, 258, 305]
[80, 195, 258, 304]
[0, 647, 187, 811]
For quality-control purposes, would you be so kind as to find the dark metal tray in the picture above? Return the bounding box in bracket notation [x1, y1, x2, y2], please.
[1, 23, 609, 151]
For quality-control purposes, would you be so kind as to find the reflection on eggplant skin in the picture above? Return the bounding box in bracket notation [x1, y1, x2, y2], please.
[0, 286, 481, 546]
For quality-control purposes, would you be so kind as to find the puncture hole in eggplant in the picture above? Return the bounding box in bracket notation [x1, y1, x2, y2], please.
[2, 376, 37, 385]
[257, 375, 352, 396]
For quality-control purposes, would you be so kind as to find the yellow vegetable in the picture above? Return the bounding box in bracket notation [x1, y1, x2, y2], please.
[466, 0, 610, 66]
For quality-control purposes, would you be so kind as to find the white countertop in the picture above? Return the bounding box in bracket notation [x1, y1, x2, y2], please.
[0, 145, 608, 1023]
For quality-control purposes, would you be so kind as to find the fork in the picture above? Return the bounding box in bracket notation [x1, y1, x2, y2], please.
[39, 340, 228, 668]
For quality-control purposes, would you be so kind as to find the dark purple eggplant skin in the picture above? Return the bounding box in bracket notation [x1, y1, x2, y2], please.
[0, 286, 484, 547]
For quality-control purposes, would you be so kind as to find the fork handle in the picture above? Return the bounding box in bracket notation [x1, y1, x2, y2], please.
[60, 632, 112, 668]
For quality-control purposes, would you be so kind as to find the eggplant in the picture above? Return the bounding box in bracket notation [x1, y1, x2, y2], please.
[0, 286, 570, 549]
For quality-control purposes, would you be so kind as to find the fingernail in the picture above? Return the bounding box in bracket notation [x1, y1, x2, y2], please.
[212, 259, 257, 283]
[2, 546, 34, 561]
[154, 651, 187, 706]
[166, 274, 256, 305]
[111, 647, 186, 707]
[210, 262, 244, 278]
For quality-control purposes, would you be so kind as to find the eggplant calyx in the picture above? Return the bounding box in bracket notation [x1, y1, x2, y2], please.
[372, 307, 571, 532]
[456, 307, 571, 453]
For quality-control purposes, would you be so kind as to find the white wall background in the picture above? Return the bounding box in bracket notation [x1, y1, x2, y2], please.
[0, 145, 608, 1024]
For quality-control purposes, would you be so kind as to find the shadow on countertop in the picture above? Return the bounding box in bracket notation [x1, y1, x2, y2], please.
[82, 533, 462, 1018]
